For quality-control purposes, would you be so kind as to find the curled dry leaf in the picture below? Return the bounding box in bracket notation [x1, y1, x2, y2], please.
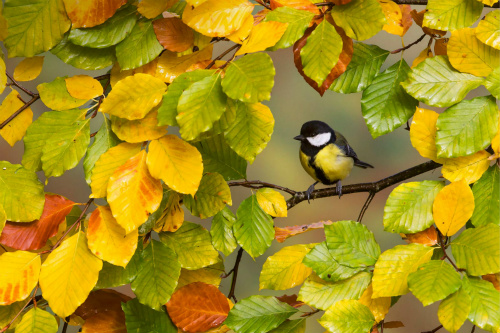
[75, 289, 131, 320]
[275, 294, 305, 308]
[434, 38, 448, 56]
[63, 0, 127, 28]
[275, 220, 333, 243]
[153, 17, 194, 53]
[410, 9, 446, 36]
[401, 225, 438, 246]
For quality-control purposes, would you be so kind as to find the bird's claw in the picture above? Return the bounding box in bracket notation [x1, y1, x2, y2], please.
[306, 182, 317, 204]
[336, 181, 342, 199]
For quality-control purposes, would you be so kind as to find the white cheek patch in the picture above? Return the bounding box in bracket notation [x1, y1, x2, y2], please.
[307, 132, 331, 147]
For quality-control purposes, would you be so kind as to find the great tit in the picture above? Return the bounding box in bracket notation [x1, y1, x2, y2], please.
[294, 121, 373, 202]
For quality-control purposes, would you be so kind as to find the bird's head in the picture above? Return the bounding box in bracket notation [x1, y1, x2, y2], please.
[294, 120, 335, 147]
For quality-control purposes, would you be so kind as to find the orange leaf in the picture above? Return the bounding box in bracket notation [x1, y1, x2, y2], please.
[379, 1, 412, 37]
[0, 194, 74, 251]
[409, 9, 446, 36]
[75, 289, 131, 320]
[153, 17, 194, 53]
[275, 294, 305, 308]
[434, 38, 448, 56]
[155, 46, 213, 83]
[275, 220, 333, 243]
[400, 5, 413, 36]
[401, 226, 438, 246]
[81, 310, 127, 333]
[482, 274, 500, 291]
[110, 59, 159, 88]
[270, 0, 320, 14]
[166, 282, 230, 333]
[62, 0, 127, 28]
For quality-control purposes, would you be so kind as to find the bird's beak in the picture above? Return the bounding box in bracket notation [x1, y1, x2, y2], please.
[294, 135, 304, 141]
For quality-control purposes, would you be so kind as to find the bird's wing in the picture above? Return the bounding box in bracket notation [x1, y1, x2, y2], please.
[334, 131, 374, 168]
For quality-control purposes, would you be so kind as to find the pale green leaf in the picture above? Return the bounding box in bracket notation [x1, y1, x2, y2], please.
[122, 298, 177, 333]
[51, 36, 116, 70]
[264, 7, 315, 51]
[14, 308, 58, 333]
[37, 77, 87, 111]
[176, 261, 224, 290]
[319, 300, 375, 333]
[95, 247, 141, 289]
[331, 0, 386, 41]
[269, 319, 306, 333]
[0, 301, 24, 329]
[192, 99, 237, 142]
[438, 286, 471, 333]
[463, 276, 500, 332]
[476, 11, 500, 50]
[423, 0, 483, 31]
[210, 207, 238, 257]
[471, 166, 499, 227]
[184, 173, 232, 218]
[0, 206, 5, 235]
[484, 66, 500, 99]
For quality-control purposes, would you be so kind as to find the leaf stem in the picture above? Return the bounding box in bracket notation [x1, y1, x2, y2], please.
[300, 308, 320, 317]
[437, 231, 465, 272]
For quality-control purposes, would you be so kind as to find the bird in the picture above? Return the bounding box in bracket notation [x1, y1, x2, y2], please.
[294, 120, 373, 202]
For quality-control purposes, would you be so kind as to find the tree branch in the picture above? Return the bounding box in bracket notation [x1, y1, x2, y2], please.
[438, 231, 465, 272]
[391, 34, 427, 54]
[5, 72, 38, 97]
[206, 44, 241, 70]
[227, 248, 244, 303]
[358, 191, 376, 222]
[0, 95, 39, 130]
[393, 0, 498, 7]
[422, 325, 443, 333]
[228, 180, 297, 196]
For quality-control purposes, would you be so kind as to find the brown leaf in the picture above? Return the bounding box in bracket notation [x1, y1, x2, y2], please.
[329, 0, 352, 4]
[166, 282, 230, 333]
[410, 9, 446, 36]
[81, 310, 127, 333]
[482, 274, 500, 291]
[400, 5, 413, 36]
[270, 0, 320, 14]
[434, 38, 448, 56]
[275, 220, 333, 243]
[62, 0, 127, 29]
[400, 226, 438, 246]
[0, 194, 75, 250]
[383, 321, 405, 329]
[153, 17, 194, 53]
[75, 289, 131, 320]
[276, 294, 305, 308]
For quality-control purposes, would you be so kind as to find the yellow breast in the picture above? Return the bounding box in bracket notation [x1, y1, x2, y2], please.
[300, 144, 354, 184]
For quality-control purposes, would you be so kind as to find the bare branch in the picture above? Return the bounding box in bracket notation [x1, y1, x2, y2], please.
[391, 34, 427, 54]
[5, 72, 38, 97]
[227, 247, 244, 303]
[0, 95, 40, 130]
[228, 180, 297, 196]
[422, 324, 443, 333]
[206, 44, 241, 69]
[358, 191, 376, 222]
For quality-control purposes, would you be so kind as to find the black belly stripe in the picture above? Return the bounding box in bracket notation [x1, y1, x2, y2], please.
[310, 154, 337, 185]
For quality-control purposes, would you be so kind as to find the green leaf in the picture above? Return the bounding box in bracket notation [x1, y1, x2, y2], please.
[0, 206, 5, 235]
[192, 100, 237, 142]
[451, 223, 500, 276]
[222, 53, 275, 103]
[233, 195, 274, 258]
[471, 166, 499, 227]
[331, 0, 386, 41]
[51, 36, 116, 70]
[3, 0, 71, 57]
[361, 59, 418, 138]
[407, 260, 462, 306]
[435, 95, 499, 158]
[463, 276, 500, 332]
[476, 11, 500, 50]
[264, 7, 315, 51]
[176, 261, 224, 290]
[225, 295, 298, 333]
[14, 308, 58, 333]
[122, 298, 177, 333]
[0, 301, 24, 329]
[325, 220, 380, 268]
[372, 243, 434, 297]
[0, 161, 44, 222]
[401, 56, 484, 107]
[383, 181, 444, 234]
[319, 300, 375, 333]
[330, 42, 390, 94]
[423, 0, 483, 31]
[95, 247, 141, 289]
[224, 101, 274, 164]
[131, 240, 181, 310]
[184, 172, 232, 218]
[83, 115, 121, 184]
[68, 5, 138, 48]
[177, 72, 227, 141]
[302, 242, 364, 282]
[298, 272, 371, 310]
[37, 77, 87, 111]
[210, 206, 238, 257]
[484, 66, 500, 99]
[269, 319, 306, 333]
[438, 286, 471, 333]
[116, 18, 163, 70]
[159, 221, 220, 270]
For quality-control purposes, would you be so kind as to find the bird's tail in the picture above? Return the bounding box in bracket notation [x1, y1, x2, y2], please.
[354, 159, 374, 169]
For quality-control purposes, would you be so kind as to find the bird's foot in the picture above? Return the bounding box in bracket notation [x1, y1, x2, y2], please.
[336, 181, 342, 199]
[306, 182, 318, 203]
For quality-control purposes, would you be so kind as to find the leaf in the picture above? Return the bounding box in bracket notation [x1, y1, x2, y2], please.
[146, 135, 203, 195]
[358, 284, 391, 323]
[0, 90, 33, 147]
[451, 223, 500, 276]
[438, 286, 471, 333]
[155, 46, 213, 83]
[435, 95, 498, 158]
[325, 220, 381, 268]
[383, 181, 444, 234]
[318, 300, 375, 333]
[412, 47, 433, 69]
[331, 0, 386, 41]
[0, 194, 74, 251]
[0, 207, 5, 236]
[210, 207, 238, 257]
[68, 4, 138, 48]
[159, 221, 220, 270]
[0, 301, 24, 329]
[372, 243, 434, 297]
[256, 188, 287, 218]
[62, 0, 126, 28]
[298, 272, 371, 310]
[182, 0, 254, 37]
[0, 161, 44, 222]
[99, 73, 166, 120]
[0, 251, 40, 305]
[131, 239, 181, 310]
[138, 0, 177, 19]
[50, 36, 116, 70]
[13, 57, 44, 82]
[224, 101, 274, 164]
[236, 21, 288, 56]
[177, 261, 225, 290]
[476, 11, 500, 50]
[259, 244, 313, 290]
[463, 276, 500, 332]
[471, 166, 499, 227]
[275, 221, 333, 243]
[423, 0, 483, 31]
[434, 38, 448, 56]
[153, 17, 194, 52]
[110, 107, 167, 143]
[184, 173, 232, 219]
[485, 66, 500, 99]
[379, 1, 412, 36]
[268, 319, 306, 333]
[227, 13, 254, 44]
[75, 286, 131, 320]
[402, 226, 438, 246]
[270, 0, 320, 14]
[95, 248, 141, 289]
[222, 53, 275, 104]
[14, 308, 58, 333]
[39, 231, 102, 317]
[329, 42, 389, 94]
[233, 195, 274, 258]
[401, 56, 484, 107]
[409, 107, 441, 161]
[80, 310, 127, 333]
[37, 77, 87, 111]
[448, 28, 499, 77]
[65, 75, 103, 100]
[442, 150, 490, 184]
[153, 190, 184, 233]
[122, 298, 177, 333]
[361, 59, 418, 138]
[3, 0, 71, 57]
[0, 58, 5, 95]
[225, 295, 298, 333]
[264, 7, 315, 51]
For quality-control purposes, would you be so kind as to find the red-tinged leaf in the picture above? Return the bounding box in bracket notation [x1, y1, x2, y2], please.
[0, 194, 74, 250]
[400, 5, 412, 36]
[63, 0, 127, 28]
[75, 289, 131, 320]
[401, 226, 438, 246]
[275, 221, 333, 243]
[153, 17, 194, 53]
[329, 0, 352, 4]
[383, 321, 405, 328]
[81, 310, 127, 333]
[254, 9, 270, 25]
[276, 294, 305, 308]
[482, 274, 500, 291]
[166, 282, 230, 332]
[270, 0, 320, 15]
[409, 9, 446, 36]
[434, 38, 448, 56]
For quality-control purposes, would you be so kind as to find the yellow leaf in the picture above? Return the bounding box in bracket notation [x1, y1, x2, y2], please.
[0, 90, 33, 147]
[441, 150, 491, 184]
[448, 28, 499, 77]
[62, 0, 126, 28]
[155, 46, 213, 83]
[0, 251, 40, 305]
[235, 21, 288, 56]
[492, 115, 500, 157]
[13, 57, 44, 82]
[111, 107, 167, 143]
[39, 231, 103, 317]
[138, 0, 177, 19]
[256, 188, 287, 217]
[87, 205, 138, 267]
[37, 77, 88, 111]
[99, 73, 166, 120]
[90, 142, 142, 198]
[409, 107, 442, 162]
[110, 59, 159, 88]
[359, 284, 391, 323]
[176, 261, 224, 290]
[379, 1, 412, 36]
[475, 11, 500, 50]
[107, 150, 163, 234]
[478, 0, 498, 5]
[0, 58, 6, 95]
[65, 75, 103, 100]
[0, 5, 7, 42]
[146, 135, 203, 195]
[154, 191, 184, 232]
[182, 0, 254, 37]
[433, 180, 475, 236]
[411, 47, 433, 68]
[227, 14, 254, 44]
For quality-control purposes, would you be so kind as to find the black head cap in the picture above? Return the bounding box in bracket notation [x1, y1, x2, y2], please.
[300, 121, 334, 138]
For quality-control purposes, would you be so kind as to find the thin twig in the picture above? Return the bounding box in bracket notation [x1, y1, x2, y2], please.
[391, 34, 427, 54]
[422, 324, 443, 333]
[91, 79, 110, 119]
[300, 308, 320, 317]
[0, 95, 39, 130]
[471, 325, 476, 333]
[227, 248, 244, 303]
[254, 0, 271, 9]
[219, 45, 242, 70]
[62, 320, 69, 333]
[206, 44, 241, 70]
[358, 191, 376, 223]
[380, 320, 384, 333]
[394, 0, 498, 6]
[438, 232, 465, 272]
[315, 2, 335, 7]
[5, 72, 37, 97]
[93, 74, 110, 81]
[90, 131, 98, 138]
[228, 180, 297, 196]
[0, 288, 38, 332]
